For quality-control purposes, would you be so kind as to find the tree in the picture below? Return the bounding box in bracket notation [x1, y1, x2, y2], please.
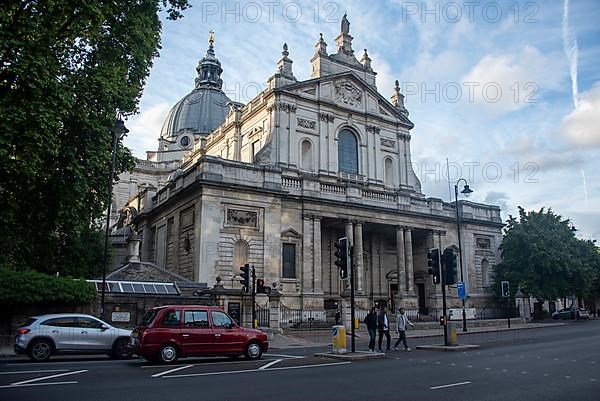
[495, 207, 600, 302]
[0, 1, 189, 277]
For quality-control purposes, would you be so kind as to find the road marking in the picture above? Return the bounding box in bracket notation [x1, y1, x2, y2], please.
[450, 363, 455, 366]
[543, 373, 549, 376]
[502, 369, 508, 372]
[485, 368, 491, 370]
[467, 365, 472, 368]
[436, 362, 441, 365]
[537, 357, 541, 359]
[565, 376, 571, 379]
[259, 359, 282, 370]
[0, 381, 78, 389]
[554, 358, 559, 361]
[152, 365, 193, 378]
[267, 354, 305, 359]
[430, 381, 471, 390]
[521, 371, 527, 374]
[164, 361, 351, 379]
[10, 370, 87, 386]
[141, 358, 277, 368]
[591, 378, 597, 382]
[0, 369, 68, 375]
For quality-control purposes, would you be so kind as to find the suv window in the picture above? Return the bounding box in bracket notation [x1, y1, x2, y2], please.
[77, 318, 104, 329]
[184, 310, 209, 328]
[211, 311, 233, 328]
[41, 317, 77, 327]
[160, 310, 181, 327]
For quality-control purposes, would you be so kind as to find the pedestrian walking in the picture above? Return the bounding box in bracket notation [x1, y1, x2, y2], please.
[393, 307, 414, 351]
[335, 309, 341, 325]
[363, 307, 378, 352]
[377, 307, 391, 352]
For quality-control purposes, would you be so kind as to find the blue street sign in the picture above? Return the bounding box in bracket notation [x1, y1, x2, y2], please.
[457, 282, 466, 300]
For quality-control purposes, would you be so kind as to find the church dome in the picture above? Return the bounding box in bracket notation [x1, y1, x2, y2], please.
[160, 32, 231, 138]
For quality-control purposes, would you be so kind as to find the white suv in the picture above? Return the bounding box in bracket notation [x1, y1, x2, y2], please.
[14, 313, 132, 361]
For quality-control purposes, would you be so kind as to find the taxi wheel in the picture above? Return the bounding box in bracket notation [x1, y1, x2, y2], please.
[158, 343, 179, 364]
[244, 341, 262, 360]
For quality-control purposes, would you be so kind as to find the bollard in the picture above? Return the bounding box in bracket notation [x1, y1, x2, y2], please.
[332, 325, 347, 354]
[448, 322, 458, 345]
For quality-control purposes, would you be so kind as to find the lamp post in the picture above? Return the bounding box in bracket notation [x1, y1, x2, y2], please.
[454, 178, 473, 332]
[100, 118, 129, 321]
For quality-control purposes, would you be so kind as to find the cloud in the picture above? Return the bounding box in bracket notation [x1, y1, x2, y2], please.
[124, 102, 171, 158]
[461, 46, 564, 116]
[561, 83, 600, 147]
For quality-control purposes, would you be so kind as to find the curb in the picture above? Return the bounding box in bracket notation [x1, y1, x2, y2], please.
[314, 351, 386, 360]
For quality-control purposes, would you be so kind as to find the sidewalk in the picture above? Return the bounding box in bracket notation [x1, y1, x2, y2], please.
[272, 321, 566, 349]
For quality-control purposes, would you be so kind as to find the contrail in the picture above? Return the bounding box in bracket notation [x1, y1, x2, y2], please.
[562, 0, 579, 109]
[580, 167, 588, 205]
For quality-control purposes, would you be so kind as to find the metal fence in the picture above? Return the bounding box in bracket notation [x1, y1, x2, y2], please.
[255, 304, 270, 328]
[280, 305, 327, 330]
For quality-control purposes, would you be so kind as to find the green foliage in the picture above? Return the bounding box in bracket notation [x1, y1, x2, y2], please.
[0, 0, 189, 276]
[495, 207, 600, 302]
[0, 268, 97, 304]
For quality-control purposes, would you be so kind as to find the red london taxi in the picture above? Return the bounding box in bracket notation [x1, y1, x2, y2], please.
[129, 305, 268, 364]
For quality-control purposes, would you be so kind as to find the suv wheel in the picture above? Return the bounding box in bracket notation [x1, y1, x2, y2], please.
[158, 344, 179, 364]
[28, 339, 53, 362]
[111, 338, 132, 359]
[244, 341, 262, 360]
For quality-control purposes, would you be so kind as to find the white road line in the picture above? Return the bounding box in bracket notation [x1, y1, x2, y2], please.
[267, 354, 305, 359]
[152, 365, 193, 378]
[259, 359, 282, 370]
[164, 361, 351, 379]
[141, 358, 277, 368]
[430, 381, 471, 390]
[11, 370, 87, 386]
[0, 369, 68, 375]
[0, 381, 78, 389]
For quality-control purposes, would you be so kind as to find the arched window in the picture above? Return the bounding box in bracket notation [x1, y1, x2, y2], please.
[338, 129, 358, 174]
[384, 158, 394, 186]
[300, 140, 313, 171]
[233, 240, 249, 270]
[481, 259, 489, 287]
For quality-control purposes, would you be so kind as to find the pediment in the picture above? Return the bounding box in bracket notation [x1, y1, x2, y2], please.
[281, 228, 302, 239]
[280, 72, 414, 128]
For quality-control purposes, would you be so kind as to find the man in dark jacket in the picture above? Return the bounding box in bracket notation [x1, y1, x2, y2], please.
[363, 307, 378, 352]
[377, 307, 391, 352]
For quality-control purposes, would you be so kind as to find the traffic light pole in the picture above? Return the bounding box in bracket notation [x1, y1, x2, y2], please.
[441, 252, 449, 346]
[349, 246, 356, 353]
[251, 266, 256, 329]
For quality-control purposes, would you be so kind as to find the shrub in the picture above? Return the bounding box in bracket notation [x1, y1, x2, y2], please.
[0, 268, 96, 304]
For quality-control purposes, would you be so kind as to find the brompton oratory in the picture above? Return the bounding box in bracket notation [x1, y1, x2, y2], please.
[110, 16, 503, 326]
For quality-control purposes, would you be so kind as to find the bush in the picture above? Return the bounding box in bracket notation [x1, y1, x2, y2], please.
[0, 269, 96, 304]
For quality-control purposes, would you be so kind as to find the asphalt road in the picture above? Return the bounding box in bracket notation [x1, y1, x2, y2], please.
[0, 320, 598, 401]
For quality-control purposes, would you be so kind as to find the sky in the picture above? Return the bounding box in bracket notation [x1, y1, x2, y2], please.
[124, 0, 600, 241]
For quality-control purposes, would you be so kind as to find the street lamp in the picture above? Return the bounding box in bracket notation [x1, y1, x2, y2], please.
[454, 178, 472, 332]
[100, 117, 129, 321]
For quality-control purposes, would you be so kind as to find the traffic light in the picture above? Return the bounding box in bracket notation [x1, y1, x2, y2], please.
[240, 264, 250, 293]
[256, 278, 265, 294]
[334, 237, 349, 279]
[443, 248, 457, 285]
[501, 281, 510, 298]
[427, 248, 441, 285]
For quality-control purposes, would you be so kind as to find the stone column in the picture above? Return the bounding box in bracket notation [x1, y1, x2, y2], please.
[302, 215, 313, 292]
[313, 216, 322, 293]
[396, 227, 406, 295]
[404, 227, 415, 294]
[354, 221, 364, 293]
[141, 225, 152, 262]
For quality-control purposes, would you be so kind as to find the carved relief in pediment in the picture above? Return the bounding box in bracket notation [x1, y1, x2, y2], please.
[334, 81, 362, 107]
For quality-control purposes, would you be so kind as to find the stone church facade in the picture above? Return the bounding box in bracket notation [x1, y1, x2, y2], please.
[114, 17, 503, 317]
